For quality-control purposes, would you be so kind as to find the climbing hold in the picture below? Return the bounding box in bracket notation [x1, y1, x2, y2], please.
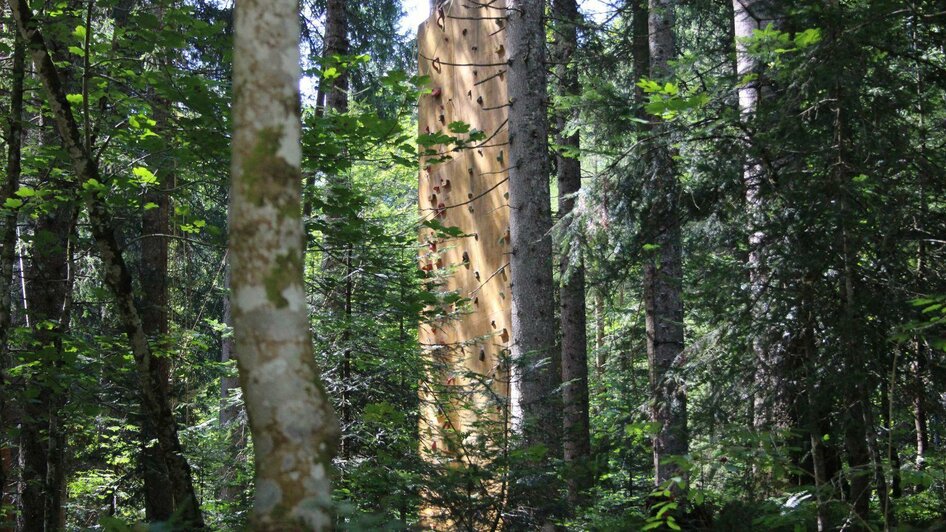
[476, 95, 484, 106]
[501, 328, 509, 343]
[479, 348, 486, 361]
[462, 28, 468, 36]
[431, 87, 443, 98]
[474, 271, 481, 281]
[491, 320, 496, 329]
[462, 251, 470, 267]
[495, 44, 505, 56]
[467, 193, 474, 200]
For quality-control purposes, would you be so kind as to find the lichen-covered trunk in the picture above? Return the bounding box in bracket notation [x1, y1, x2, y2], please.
[9, 0, 204, 526]
[231, 0, 340, 528]
[552, 0, 591, 510]
[733, 0, 790, 434]
[0, 27, 25, 529]
[645, 0, 688, 489]
[507, 0, 562, 522]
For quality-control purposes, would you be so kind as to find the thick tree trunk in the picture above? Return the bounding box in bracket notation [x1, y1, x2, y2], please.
[645, 0, 688, 489]
[507, 0, 563, 523]
[0, 26, 25, 531]
[9, 1, 205, 526]
[231, 0, 340, 527]
[23, 126, 78, 532]
[324, 0, 349, 115]
[140, 103, 175, 521]
[552, 0, 591, 510]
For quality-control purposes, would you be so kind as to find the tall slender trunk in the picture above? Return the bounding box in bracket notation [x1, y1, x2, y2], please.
[231, 0, 340, 527]
[321, 0, 355, 459]
[733, 0, 784, 430]
[0, 25, 26, 531]
[827, 6, 871, 522]
[552, 0, 591, 510]
[507, 0, 562, 523]
[644, 0, 688, 489]
[9, 1, 204, 526]
[218, 263, 244, 503]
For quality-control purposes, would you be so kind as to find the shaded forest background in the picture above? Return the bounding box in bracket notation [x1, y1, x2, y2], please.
[0, 0, 945, 530]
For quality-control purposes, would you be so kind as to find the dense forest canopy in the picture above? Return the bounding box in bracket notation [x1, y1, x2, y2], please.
[0, 0, 944, 530]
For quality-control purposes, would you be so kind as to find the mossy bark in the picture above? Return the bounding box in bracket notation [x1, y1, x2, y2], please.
[231, 0, 340, 528]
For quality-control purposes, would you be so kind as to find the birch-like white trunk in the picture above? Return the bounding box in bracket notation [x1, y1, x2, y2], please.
[231, 0, 340, 528]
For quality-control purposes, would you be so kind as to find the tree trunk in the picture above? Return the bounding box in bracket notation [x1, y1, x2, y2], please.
[645, 0, 688, 490]
[9, 1, 205, 526]
[552, 0, 591, 510]
[321, 0, 354, 460]
[140, 100, 175, 522]
[507, 0, 563, 523]
[732, 0, 785, 431]
[0, 25, 25, 532]
[218, 263, 244, 503]
[231, 0, 340, 527]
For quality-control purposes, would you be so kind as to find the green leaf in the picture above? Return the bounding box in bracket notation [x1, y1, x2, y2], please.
[66, 93, 84, 105]
[143, 202, 159, 210]
[67, 46, 85, 57]
[3, 198, 23, 209]
[132, 166, 158, 185]
[15, 186, 36, 198]
[794, 28, 821, 48]
[447, 121, 471, 134]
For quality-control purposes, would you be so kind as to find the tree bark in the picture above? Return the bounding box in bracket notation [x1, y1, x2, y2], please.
[140, 100, 175, 523]
[218, 262, 245, 503]
[733, 0, 786, 431]
[552, 0, 591, 510]
[507, 0, 563, 523]
[0, 25, 26, 531]
[644, 0, 688, 489]
[9, 0, 205, 526]
[231, 0, 340, 527]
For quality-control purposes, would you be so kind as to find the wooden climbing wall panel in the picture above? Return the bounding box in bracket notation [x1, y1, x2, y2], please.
[417, 0, 511, 495]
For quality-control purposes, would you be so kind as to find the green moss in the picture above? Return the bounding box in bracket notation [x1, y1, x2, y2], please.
[263, 250, 303, 308]
[241, 126, 302, 219]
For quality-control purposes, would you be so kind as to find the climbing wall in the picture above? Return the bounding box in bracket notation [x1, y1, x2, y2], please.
[417, 0, 511, 504]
